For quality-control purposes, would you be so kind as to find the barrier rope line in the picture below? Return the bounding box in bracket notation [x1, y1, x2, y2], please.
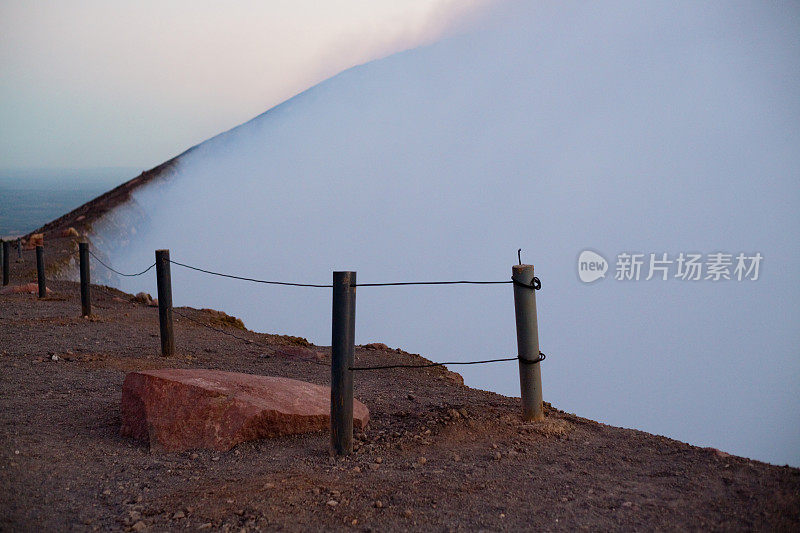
[87, 253, 548, 369]
[89, 250, 155, 277]
[171, 307, 328, 367]
[169, 260, 333, 288]
[169, 258, 541, 290]
[349, 352, 545, 371]
[172, 307, 545, 371]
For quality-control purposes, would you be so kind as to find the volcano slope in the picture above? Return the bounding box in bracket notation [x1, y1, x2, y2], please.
[1, 245, 798, 531]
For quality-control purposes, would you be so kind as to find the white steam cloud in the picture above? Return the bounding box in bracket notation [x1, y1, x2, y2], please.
[97, 1, 800, 466]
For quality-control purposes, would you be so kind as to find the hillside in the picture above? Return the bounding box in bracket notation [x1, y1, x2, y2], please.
[2, 221, 798, 531]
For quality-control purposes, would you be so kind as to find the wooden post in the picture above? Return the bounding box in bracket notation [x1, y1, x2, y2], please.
[1, 240, 8, 286]
[513, 264, 544, 421]
[36, 245, 46, 298]
[331, 271, 356, 455]
[17, 238, 22, 259]
[79, 242, 91, 316]
[155, 249, 175, 356]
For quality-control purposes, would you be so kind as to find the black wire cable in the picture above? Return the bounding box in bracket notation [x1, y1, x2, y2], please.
[169, 258, 541, 290]
[88, 250, 155, 277]
[349, 352, 545, 371]
[354, 280, 512, 287]
[169, 260, 333, 288]
[171, 306, 546, 371]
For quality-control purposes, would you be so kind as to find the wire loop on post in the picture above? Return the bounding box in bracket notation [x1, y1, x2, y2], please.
[512, 276, 541, 290]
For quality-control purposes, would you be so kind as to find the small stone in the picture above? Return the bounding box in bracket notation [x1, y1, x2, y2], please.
[351, 519, 358, 525]
[266, 483, 276, 489]
[369, 463, 380, 471]
[622, 501, 633, 508]
[327, 500, 338, 507]
[226, 498, 234, 504]
[172, 511, 185, 519]
[375, 457, 383, 464]
[190, 453, 199, 460]
[404, 509, 413, 518]
[131, 521, 146, 532]
[198, 523, 212, 530]
[493, 452, 502, 461]
[128, 511, 141, 521]
[418, 457, 427, 465]
[374, 501, 384, 508]
[102, 489, 112, 496]
[352, 466, 361, 473]
[453, 454, 460, 462]
[51, 355, 59, 362]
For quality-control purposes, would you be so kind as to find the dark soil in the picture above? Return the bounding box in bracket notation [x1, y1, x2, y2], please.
[1, 243, 799, 532]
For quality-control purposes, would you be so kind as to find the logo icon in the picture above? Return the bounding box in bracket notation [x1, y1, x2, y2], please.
[578, 250, 608, 283]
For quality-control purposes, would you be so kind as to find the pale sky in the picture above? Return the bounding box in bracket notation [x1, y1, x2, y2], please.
[0, 0, 487, 170]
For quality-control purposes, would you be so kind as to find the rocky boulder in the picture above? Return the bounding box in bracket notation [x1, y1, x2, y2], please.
[23, 233, 44, 250]
[120, 369, 369, 452]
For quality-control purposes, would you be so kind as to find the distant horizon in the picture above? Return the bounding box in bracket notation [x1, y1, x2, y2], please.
[0, 167, 138, 235]
[0, 166, 141, 185]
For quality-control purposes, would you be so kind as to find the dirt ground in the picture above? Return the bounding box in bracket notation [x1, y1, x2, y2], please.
[1, 242, 799, 532]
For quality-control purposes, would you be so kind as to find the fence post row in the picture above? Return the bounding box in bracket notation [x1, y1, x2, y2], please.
[155, 249, 175, 356]
[79, 242, 91, 317]
[2, 240, 9, 286]
[513, 263, 544, 421]
[331, 271, 356, 455]
[36, 245, 46, 298]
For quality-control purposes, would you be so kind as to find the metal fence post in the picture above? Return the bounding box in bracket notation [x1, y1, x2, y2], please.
[513, 264, 544, 421]
[2, 240, 9, 286]
[79, 242, 91, 316]
[331, 271, 356, 455]
[155, 249, 175, 356]
[36, 245, 46, 298]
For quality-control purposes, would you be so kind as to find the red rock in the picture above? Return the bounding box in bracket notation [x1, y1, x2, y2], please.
[23, 233, 44, 250]
[363, 342, 390, 350]
[0, 283, 51, 295]
[120, 369, 369, 452]
[274, 345, 324, 361]
[130, 292, 154, 305]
